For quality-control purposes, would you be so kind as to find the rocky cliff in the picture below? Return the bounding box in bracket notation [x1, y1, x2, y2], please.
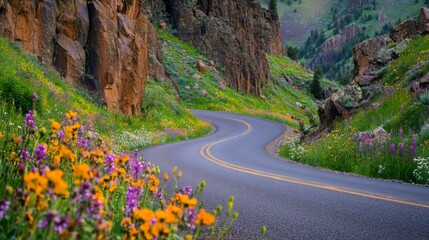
[308, 24, 362, 70]
[156, 0, 283, 96]
[0, 0, 165, 116]
[318, 7, 429, 128]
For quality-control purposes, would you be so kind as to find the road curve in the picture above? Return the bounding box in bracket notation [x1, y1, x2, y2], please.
[141, 110, 429, 239]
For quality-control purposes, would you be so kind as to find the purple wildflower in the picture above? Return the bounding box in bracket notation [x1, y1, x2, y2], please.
[129, 154, 144, 180]
[32, 92, 38, 102]
[24, 110, 37, 131]
[38, 211, 55, 228]
[18, 148, 30, 161]
[53, 214, 69, 233]
[88, 199, 103, 218]
[412, 137, 417, 148]
[182, 186, 192, 195]
[104, 153, 116, 175]
[186, 208, 197, 229]
[390, 143, 396, 153]
[153, 190, 164, 201]
[57, 130, 65, 140]
[76, 181, 92, 202]
[77, 137, 89, 150]
[410, 145, 416, 158]
[33, 144, 47, 162]
[399, 129, 404, 136]
[125, 187, 141, 217]
[0, 200, 10, 219]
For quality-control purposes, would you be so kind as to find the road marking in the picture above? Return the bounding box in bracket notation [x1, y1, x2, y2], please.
[200, 115, 429, 209]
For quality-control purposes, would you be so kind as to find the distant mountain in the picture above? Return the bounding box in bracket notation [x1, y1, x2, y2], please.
[262, 0, 428, 82]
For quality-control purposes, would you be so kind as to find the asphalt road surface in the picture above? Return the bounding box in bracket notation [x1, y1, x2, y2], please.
[141, 111, 429, 239]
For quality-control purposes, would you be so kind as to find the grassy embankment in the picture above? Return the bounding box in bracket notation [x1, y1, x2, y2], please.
[280, 35, 429, 184]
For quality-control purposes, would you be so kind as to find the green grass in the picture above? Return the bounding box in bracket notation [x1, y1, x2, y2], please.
[280, 35, 429, 184]
[158, 28, 319, 128]
[0, 37, 210, 152]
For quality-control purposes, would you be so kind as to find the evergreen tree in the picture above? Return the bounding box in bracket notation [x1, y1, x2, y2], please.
[268, 0, 278, 11]
[311, 68, 324, 100]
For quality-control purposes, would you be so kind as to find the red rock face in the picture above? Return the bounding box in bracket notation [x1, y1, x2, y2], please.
[0, 0, 165, 116]
[160, 0, 283, 97]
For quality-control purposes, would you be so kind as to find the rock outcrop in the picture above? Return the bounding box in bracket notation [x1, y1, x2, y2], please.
[0, 0, 165, 116]
[308, 24, 362, 69]
[157, 0, 283, 96]
[318, 7, 429, 128]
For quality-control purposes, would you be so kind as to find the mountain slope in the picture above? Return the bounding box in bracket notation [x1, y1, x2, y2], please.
[267, 0, 428, 82]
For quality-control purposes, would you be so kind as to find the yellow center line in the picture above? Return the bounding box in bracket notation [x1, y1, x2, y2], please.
[200, 115, 429, 209]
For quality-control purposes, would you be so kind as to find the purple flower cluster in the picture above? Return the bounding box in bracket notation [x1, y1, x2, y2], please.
[182, 186, 192, 195]
[104, 153, 116, 175]
[53, 214, 70, 233]
[0, 200, 10, 219]
[355, 129, 419, 158]
[128, 152, 146, 180]
[24, 110, 37, 131]
[186, 208, 197, 229]
[125, 187, 141, 216]
[18, 148, 30, 161]
[32, 92, 39, 102]
[33, 144, 47, 164]
[38, 211, 55, 228]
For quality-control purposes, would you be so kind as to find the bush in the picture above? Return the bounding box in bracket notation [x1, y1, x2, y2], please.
[338, 95, 355, 109]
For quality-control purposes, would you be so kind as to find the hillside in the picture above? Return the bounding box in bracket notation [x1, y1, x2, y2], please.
[0, 37, 211, 153]
[264, 0, 428, 81]
[157, 28, 319, 127]
[281, 29, 429, 184]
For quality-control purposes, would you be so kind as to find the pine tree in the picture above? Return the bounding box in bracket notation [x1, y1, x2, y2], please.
[268, 0, 278, 11]
[311, 68, 324, 100]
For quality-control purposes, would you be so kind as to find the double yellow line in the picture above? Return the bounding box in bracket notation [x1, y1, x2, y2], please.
[200, 115, 429, 209]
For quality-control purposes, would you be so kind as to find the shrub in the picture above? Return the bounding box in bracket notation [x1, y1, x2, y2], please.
[418, 91, 429, 105]
[338, 95, 355, 109]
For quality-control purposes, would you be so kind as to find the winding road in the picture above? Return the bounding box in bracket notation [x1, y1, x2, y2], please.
[141, 111, 429, 239]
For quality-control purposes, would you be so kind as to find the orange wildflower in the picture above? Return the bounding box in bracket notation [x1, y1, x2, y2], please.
[46, 169, 69, 198]
[195, 209, 215, 226]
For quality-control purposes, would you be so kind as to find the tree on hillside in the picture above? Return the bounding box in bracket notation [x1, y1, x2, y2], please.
[268, 0, 278, 11]
[286, 45, 299, 60]
[311, 67, 324, 100]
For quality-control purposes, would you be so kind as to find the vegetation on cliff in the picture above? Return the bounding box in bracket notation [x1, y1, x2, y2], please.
[281, 35, 429, 184]
[157, 28, 320, 127]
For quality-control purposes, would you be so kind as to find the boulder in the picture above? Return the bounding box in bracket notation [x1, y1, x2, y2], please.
[195, 60, 206, 74]
[318, 98, 348, 128]
[373, 126, 388, 139]
[419, 72, 429, 89]
[218, 80, 226, 91]
[159, 20, 167, 31]
[200, 89, 208, 96]
[192, 73, 202, 81]
[418, 7, 429, 33]
[184, 85, 191, 90]
[353, 35, 393, 87]
[390, 19, 418, 42]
